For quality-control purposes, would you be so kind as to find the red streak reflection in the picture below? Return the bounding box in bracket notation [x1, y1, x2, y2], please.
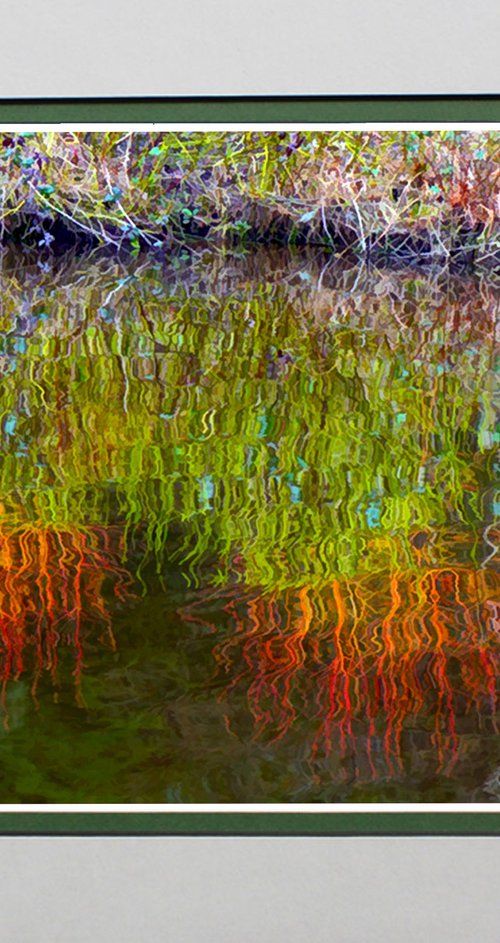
[186, 566, 499, 781]
[0, 525, 132, 713]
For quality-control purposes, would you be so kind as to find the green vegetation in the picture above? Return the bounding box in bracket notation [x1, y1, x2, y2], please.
[1, 131, 499, 264]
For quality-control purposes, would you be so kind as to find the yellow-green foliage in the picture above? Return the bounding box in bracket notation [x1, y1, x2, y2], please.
[0, 253, 496, 590]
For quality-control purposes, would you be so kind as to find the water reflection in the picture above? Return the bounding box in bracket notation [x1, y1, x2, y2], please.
[0, 248, 498, 802]
[0, 524, 131, 711]
[185, 568, 498, 784]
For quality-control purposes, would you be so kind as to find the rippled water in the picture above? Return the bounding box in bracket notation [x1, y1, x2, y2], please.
[0, 248, 498, 803]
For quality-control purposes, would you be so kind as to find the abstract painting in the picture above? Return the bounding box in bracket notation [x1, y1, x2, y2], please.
[0, 129, 498, 803]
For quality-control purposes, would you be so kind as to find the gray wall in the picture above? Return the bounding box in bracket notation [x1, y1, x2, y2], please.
[2, 0, 500, 97]
[0, 837, 498, 942]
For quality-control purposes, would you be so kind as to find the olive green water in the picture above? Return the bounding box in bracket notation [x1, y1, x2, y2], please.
[0, 248, 498, 803]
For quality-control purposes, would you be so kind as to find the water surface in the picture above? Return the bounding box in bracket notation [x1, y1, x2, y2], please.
[0, 249, 498, 802]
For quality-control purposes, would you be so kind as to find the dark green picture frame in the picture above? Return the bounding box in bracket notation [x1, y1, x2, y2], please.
[0, 812, 498, 836]
[0, 95, 498, 837]
[0, 95, 499, 123]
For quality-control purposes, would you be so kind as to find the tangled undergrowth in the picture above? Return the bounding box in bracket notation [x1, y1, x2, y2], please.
[1, 131, 499, 268]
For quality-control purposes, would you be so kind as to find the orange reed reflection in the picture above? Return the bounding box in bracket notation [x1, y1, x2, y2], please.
[190, 566, 499, 780]
[0, 525, 132, 709]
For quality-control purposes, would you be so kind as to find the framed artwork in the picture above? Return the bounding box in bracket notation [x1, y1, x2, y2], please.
[0, 97, 498, 843]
